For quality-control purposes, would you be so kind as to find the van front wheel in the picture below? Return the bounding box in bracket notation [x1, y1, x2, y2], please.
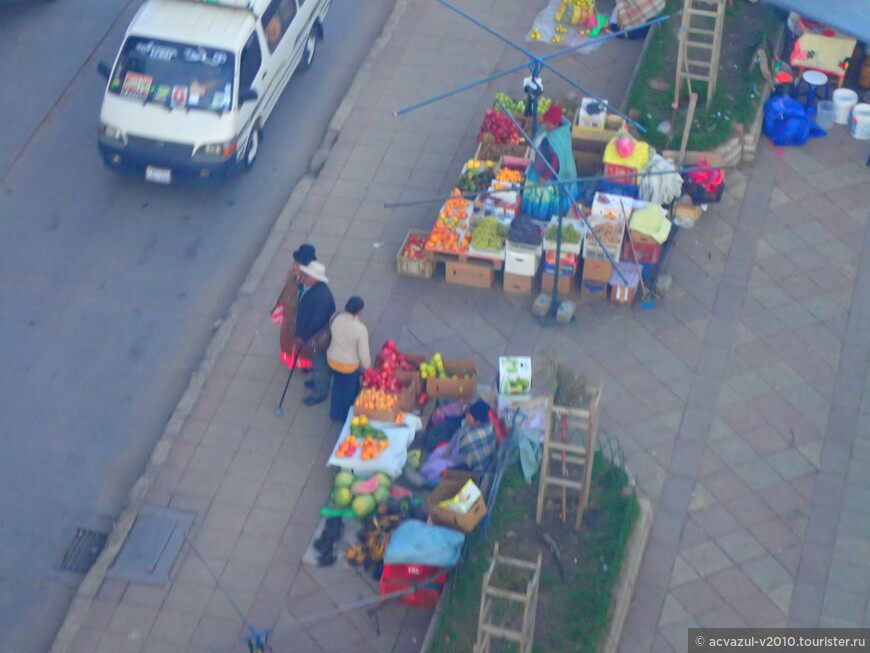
[300, 29, 317, 71]
[244, 128, 261, 169]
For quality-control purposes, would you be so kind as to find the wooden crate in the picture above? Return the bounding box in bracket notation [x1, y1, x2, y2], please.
[396, 229, 436, 279]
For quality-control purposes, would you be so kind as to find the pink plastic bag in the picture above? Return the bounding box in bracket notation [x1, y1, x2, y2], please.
[431, 400, 467, 426]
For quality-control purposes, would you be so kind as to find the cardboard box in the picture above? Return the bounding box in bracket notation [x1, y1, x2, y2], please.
[426, 359, 477, 399]
[445, 260, 494, 288]
[577, 97, 607, 128]
[628, 229, 658, 245]
[542, 271, 575, 296]
[610, 284, 636, 304]
[396, 229, 436, 279]
[504, 272, 535, 294]
[498, 356, 532, 395]
[428, 471, 487, 533]
[581, 279, 608, 296]
[504, 244, 539, 276]
[582, 256, 613, 283]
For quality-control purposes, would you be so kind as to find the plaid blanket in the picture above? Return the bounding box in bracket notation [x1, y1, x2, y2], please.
[455, 422, 496, 472]
[616, 0, 666, 30]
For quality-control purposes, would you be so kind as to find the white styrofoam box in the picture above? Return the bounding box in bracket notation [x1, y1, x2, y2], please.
[592, 192, 635, 222]
[499, 356, 532, 395]
[496, 393, 533, 419]
[505, 244, 540, 276]
[543, 216, 586, 255]
[578, 97, 607, 129]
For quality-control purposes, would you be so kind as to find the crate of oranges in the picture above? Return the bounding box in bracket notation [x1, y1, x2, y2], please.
[354, 388, 408, 423]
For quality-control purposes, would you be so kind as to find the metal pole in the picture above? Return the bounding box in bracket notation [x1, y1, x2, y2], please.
[432, 0, 647, 132]
[392, 15, 668, 118]
[494, 99, 629, 286]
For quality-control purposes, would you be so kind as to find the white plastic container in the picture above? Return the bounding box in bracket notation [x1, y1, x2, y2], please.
[850, 103, 870, 140]
[833, 88, 859, 125]
[815, 100, 835, 130]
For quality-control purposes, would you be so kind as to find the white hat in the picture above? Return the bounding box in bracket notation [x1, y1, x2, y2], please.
[299, 261, 329, 283]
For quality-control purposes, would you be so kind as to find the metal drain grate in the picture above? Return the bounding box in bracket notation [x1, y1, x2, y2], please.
[57, 528, 108, 574]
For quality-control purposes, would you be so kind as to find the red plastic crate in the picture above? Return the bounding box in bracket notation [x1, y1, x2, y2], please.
[379, 564, 447, 609]
[621, 239, 661, 264]
[603, 162, 638, 186]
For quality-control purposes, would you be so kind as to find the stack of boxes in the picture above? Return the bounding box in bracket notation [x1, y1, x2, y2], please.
[503, 241, 541, 294]
[581, 192, 628, 296]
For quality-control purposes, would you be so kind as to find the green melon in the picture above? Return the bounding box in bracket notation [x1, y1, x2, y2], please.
[332, 486, 353, 508]
[351, 494, 377, 519]
[334, 471, 355, 489]
[372, 486, 391, 505]
[375, 472, 392, 489]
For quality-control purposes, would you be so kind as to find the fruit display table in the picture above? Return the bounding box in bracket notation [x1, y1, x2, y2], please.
[327, 408, 422, 479]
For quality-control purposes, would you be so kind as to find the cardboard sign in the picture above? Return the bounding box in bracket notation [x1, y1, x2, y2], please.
[120, 72, 153, 100]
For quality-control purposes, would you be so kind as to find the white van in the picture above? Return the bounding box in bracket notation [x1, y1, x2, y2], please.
[97, 0, 331, 183]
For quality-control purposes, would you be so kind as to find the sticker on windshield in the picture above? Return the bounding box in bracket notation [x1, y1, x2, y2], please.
[121, 72, 153, 101]
[153, 85, 171, 103]
[170, 85, 188, 108]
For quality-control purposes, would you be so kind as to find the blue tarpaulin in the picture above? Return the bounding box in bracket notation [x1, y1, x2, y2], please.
[761, 0, 870, 43]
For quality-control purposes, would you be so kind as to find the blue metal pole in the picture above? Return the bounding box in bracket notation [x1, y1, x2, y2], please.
[433, 0, 646, 132]
[495, 98, 629, 286]
[393, 15, 668, 118]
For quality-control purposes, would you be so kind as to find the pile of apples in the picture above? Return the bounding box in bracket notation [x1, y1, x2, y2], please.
[362, 340, 415, 393]
[402, 234, 428, 260]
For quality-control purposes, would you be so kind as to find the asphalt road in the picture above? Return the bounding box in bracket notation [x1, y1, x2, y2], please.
[0, 0, 396, 649]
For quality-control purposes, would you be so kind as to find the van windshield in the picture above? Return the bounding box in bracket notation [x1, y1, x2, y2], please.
[109, 36, 235, 113]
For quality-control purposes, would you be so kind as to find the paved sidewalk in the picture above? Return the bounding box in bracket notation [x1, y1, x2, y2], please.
[55, 0, 870, 651]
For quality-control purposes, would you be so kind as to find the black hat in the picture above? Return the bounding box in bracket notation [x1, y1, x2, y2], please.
[293, 244, 316, 265]
[468, 400, 491, 423]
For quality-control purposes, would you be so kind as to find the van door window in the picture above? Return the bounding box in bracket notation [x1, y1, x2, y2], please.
[261, 0, 298, 52]
[239, 33, 262, 92]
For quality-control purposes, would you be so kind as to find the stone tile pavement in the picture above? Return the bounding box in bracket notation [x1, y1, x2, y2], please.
[53, 0, 870, 651]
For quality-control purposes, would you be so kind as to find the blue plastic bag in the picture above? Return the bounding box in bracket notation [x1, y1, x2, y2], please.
[384, 520, 465, 567]
[763, 96, 826, 146]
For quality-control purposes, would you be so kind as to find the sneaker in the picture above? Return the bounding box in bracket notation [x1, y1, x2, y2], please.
[304, 396, 326, 406]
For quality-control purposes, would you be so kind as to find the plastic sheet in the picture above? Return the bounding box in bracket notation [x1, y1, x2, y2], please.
[763, 96, 826, 147]
[383, 520, 465, 567]
[526, 0, 607, 51]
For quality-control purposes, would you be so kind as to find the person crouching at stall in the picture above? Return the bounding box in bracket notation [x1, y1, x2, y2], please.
[420, 400, 496, 483]
[326, 296, 371, 423]
[520, 105, 579, 221]
[271, 244, 317, 373]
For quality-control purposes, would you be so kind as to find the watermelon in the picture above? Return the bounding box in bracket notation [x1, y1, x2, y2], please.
[351, 494, 377, 518]
[334, 471, 354, 489]
[332, 487, 353, 508]
[351, 476, 380, 495]
[372, 486, 390, 505]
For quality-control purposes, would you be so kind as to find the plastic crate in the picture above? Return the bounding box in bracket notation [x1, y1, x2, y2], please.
[603, 162, 638, 186]
[682, 179, 725, 204]
[396, 230, 436, 279]
[379, 564, 447, 609]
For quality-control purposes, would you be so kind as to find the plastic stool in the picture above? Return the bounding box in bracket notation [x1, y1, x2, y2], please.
[795, 70, 830, 109]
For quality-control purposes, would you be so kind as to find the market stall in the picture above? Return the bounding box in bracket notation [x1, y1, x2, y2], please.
[396, 93, 725, 308]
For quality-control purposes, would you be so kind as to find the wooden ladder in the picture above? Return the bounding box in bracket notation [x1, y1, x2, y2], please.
[535, 382, 603, 530]
[474, 542, 542, 653]
[674, 0, 726, 108]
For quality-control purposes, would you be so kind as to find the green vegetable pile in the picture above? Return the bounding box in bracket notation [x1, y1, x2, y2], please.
[471, 216, 509, 249]
[456, 168, 495, 193]
[545, 222, 583, 243]
[493, 93, 553, 116]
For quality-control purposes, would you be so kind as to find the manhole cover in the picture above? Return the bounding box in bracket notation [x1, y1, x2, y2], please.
[57, 528, 108, 574]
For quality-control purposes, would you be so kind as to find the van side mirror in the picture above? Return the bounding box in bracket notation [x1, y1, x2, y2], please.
[239, 88, 258, 105]
[97, 61, 112, 80]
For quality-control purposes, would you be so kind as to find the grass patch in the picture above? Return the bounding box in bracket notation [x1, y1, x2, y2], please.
[430, 453, 639, 653]
[626, 0, 784, 151]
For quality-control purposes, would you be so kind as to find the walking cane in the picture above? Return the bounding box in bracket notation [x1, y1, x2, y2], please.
[274, 346, 299, 416]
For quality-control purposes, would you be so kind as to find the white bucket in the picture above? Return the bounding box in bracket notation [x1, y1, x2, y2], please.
[851, 103, 870, 140]
[832, 88, 858, 124]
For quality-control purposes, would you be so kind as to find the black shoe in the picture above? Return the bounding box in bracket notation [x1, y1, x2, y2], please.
[318, 549, 337, 566]
[304, 396, 326, 406]
[304, 379, 315, 389]
[301, 368, 312, 375]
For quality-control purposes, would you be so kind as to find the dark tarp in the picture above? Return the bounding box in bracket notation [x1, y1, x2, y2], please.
[761, 0, 870, 43]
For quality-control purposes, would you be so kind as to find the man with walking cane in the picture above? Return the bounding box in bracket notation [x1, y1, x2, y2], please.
[294, 261, 335, 406]
[271, 244, 316, 415]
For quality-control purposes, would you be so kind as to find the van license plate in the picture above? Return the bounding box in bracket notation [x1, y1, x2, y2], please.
[145, 166, 172, 184]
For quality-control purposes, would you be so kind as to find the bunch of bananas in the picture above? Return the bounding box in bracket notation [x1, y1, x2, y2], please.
[529, 28, 542, 40]
[346, 512, 403, 570]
